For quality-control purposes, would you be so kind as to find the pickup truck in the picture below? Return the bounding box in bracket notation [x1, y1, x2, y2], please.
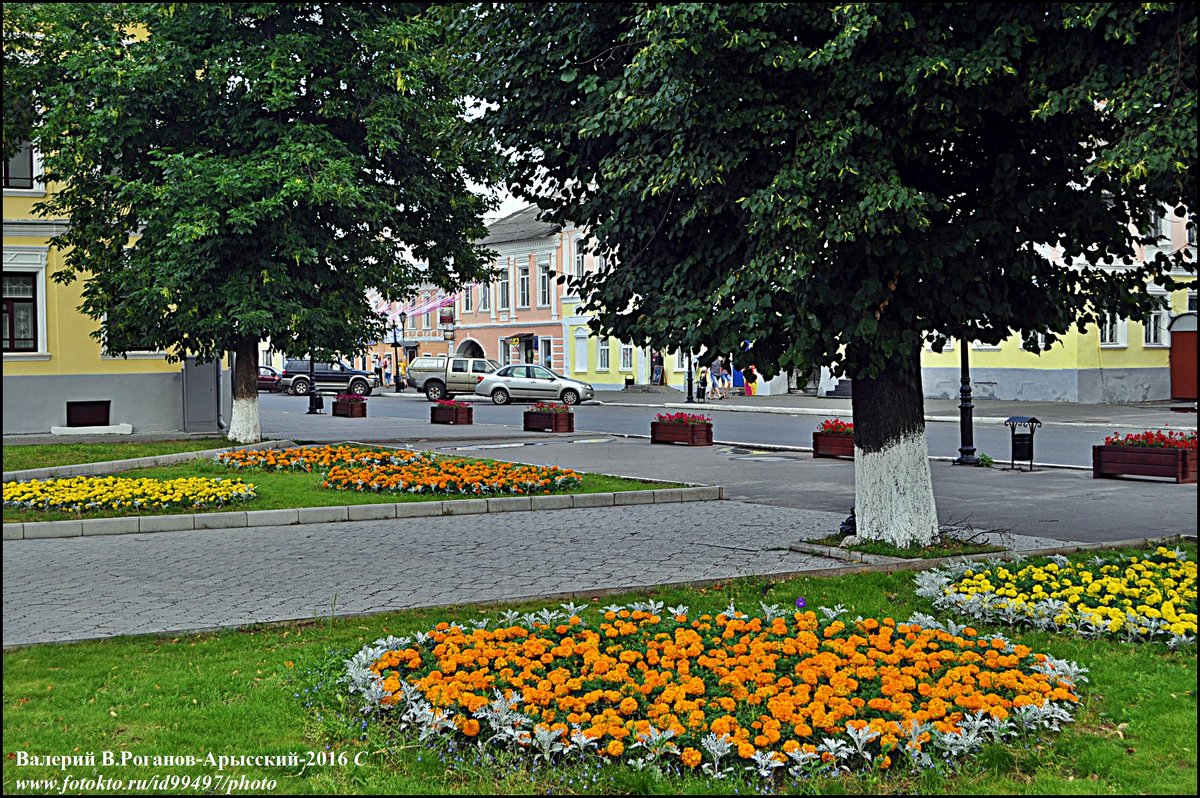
[406, 355, 501, 401]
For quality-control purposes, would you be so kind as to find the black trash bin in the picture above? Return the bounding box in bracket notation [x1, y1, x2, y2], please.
[1003, 416, 1041, 471]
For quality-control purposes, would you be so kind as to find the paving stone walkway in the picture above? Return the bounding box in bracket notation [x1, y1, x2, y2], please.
[3, 501, 851, 647]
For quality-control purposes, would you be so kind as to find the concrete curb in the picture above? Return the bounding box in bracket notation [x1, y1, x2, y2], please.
[3, 485, 727, 540]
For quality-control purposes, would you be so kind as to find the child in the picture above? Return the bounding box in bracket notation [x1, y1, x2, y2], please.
[696, 366, 709, 402]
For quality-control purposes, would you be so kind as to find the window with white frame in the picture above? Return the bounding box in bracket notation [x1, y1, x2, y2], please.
[1188, 218, 1196, 246]
[573, 238, 585, 279]
[619, 343, 633, 370]
[972, 339, 1002, 351]
[2, 272, 37, 351]
[422, 293, 431, 329]
[1148, 210, 1166, 243]
[598, 342, 610, 371]
[1099, 313, 1126, 347]
[518, 262, 530, 308]
[538, 257, 552, 306]
[3, 143, 35, 190]
[675, 350, 686, 370]
[479, 281, 491, 312]
[499, 267, 510, 310]
[1188, 290, 1198, 313]
[462, 285, 473, 313]
[2, 249, 47, 354]
[498, 337, 511, 366]
[1144, 295, 1169, 346]
[573, 330, 588, 373]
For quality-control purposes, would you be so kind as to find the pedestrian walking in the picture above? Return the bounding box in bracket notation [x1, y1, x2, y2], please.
[373, 357, 384, 388]
[709, 355, 725, 400]
[383, 356, 392, 387]
[719, 362, 732, 399]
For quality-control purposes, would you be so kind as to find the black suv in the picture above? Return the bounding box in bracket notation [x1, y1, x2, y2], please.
[280, 359, 379, 396]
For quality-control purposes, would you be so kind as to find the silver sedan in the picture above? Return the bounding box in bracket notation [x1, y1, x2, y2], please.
[475, 364, 595, 405]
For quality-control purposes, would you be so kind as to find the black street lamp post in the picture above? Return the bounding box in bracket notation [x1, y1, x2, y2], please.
[685, 351, 694, 402]
[391, 312, 406, 393]
[954, 339, 979, 465]
[305, 353, 322, 414]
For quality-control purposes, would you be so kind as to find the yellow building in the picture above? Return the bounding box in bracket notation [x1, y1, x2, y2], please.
[3, 144, 227, 434]
[920, 212, 1197, 403]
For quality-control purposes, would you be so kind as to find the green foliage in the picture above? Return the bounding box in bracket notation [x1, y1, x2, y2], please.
[2, 3, 502, 364]
[462, 3, 1197, 382]
[978, 452, 996, 468]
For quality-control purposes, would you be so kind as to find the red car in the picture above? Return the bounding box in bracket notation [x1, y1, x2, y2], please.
[257, 365, 283, 392]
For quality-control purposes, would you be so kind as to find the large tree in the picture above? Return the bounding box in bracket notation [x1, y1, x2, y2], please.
[2, 2, 499, 442]
[463, 3, 1197, 545]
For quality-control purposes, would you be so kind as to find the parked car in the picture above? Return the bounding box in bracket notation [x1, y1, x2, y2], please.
[407, 355, 501, 401]
[257, 365, 283, 392]
[475, 364, 594, 405]
[280, 359, 379, 396]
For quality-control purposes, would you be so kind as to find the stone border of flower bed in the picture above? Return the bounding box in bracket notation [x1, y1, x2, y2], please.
[3, 485, 725, 540]
[3, 439, 725, 541]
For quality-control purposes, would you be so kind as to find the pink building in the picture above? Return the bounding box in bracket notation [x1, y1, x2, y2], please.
[453, 205, 596, 368]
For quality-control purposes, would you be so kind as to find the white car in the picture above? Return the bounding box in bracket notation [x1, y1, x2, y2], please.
[475, 364, 595, 405]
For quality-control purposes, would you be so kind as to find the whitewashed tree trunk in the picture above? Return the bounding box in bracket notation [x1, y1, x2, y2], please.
[849, 347, 940, 547]
[227, 335, 262, 444]
[854, 430, 939, 546]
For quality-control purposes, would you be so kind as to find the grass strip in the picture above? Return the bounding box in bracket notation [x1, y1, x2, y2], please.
[2, 544, 1194, 795]
[2, 458, 677, 523]
[2, 439, 232, 473]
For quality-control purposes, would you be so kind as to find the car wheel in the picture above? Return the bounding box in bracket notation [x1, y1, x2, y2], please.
[292, 377, 311, 396]
[560, 389, 580, 406]
[491, 387, 511, 405]
[349, 378, 370, 396]
[425, 381, 446, 401]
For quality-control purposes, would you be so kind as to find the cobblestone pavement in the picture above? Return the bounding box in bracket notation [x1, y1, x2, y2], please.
[3, 501, 853, 647]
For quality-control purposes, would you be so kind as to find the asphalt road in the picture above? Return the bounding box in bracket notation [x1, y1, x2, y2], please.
[262, 392, 1125, 467]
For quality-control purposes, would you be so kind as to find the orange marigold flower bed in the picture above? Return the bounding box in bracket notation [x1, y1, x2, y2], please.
[346, 603, 1083, 774]
[215, 445, 583, 496]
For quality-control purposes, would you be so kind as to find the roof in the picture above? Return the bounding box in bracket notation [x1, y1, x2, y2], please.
[480, 205, 561, 245]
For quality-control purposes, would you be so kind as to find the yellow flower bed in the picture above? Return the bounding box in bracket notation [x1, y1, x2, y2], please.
[917, 547, 1197, 644]
[346, 604, 1083, 775]
[3, 475, 256, 514]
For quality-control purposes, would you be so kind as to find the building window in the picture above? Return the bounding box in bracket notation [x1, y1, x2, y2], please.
[574, 239, 586, 279]
[1188, 291, 1198, 313]
[598, 342, 610, 371]
[3, 144, 35, 190]
[538, 257, 552, 307]
[479, 282, 491, 312]
[499, 267, 510, 310]
[2, 272, 37, 351]
[1148, 210, 1165, 243]
[620, 343, 633, 371]
[518, 262, 530, 308]
[675, 350, 686, 370]
[1188, 219, 1196, 247]
[462, 285, 473, 313]
[1144, 298, 1169, 347]
[573, 331, 588, 373]
[539, 336, 553, 369]
[1099, 313, 1126, 347]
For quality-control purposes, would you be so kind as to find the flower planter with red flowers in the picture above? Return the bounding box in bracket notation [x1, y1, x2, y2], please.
[430, 400, 473, 425]
[332, 394, 367, 418]
[650, 413, 713, 446]
[813, 419, 855, 459]
[523, 402, 574, 432]
[1092, 430, 1198, 483]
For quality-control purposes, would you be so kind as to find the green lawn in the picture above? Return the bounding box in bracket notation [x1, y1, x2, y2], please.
[3, 438, 232, 472]
[2, 544, 1194, 795]
[3, 447, 678, 523]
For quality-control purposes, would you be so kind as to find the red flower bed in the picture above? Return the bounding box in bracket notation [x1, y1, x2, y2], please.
[1103, 430, 1197, 449]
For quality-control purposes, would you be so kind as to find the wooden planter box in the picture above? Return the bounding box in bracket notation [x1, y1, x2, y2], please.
[1092, 445, 1197, 483]
[331, 401, 367, 418]
[650, 421, 713, 446]
[523, 411, 574, 432]
[813, 431, 855, 459]
[430, 405, 473, 425]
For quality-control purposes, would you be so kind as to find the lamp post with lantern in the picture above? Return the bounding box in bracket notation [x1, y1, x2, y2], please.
[390, 311, 406, 392]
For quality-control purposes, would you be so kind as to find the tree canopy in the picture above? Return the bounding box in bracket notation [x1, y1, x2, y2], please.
[3, 2, 500, 365]
[464, 2, 1197, 380]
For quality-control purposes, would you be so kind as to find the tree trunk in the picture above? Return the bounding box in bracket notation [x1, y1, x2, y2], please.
[850, 347, 939, 547]
[226, 335, 261, 444]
